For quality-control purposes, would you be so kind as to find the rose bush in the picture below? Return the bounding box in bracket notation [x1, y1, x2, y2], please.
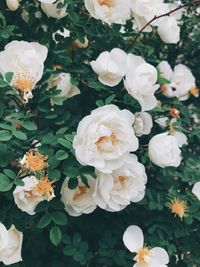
[0, 0, 200, 266]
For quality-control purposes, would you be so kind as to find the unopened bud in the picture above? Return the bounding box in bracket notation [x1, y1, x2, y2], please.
[170, 108, 180, 119]
[6, 0, 19, 11]
[73, 37, 89, 49]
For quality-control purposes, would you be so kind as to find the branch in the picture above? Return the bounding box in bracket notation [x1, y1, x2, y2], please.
[132, 0, 200, 46]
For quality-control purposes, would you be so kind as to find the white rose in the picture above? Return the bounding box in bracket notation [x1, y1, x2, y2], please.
[192, 182, 200, 201]
[41, 0, 68, 19]
[90, 48, 127, 87]
[94, 154, 147, 212]
[131, 0, 169, 29]
[61, 176, 97, 216]
[73, 104, 138, 173]
[148, 132, 182, 168]
[6, 0, 19, 11]
[13, 176, 43, 215]
[123, 225, 169, 267]
[48, 73, 80, 105]
[133, 112, 153, 136]
[0, 40, 48, 103]
[84, 0, 131, 25]
[0, 225, 23, 265]
[124, 54, 159, 111]
[158, 62, 196, 101]
[157, 17, 180, 44]
[0, 223, 9, 252]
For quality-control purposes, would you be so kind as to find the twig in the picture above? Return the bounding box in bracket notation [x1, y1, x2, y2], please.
[132, 0, 200, 46]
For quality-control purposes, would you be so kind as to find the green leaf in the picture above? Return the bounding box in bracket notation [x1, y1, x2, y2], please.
[4, 169, 16, 179]
[105, 94, 116, 105]
[0, 80, 8, 88]
[68, 177, 78, 189]
[55, 150, 69, 161]
[58, 138, 72, 149]
[0, 130, 12, 141]
[13, 130, 27, 140]
[22, 121, 37, 131]
[14, 179, 25, 186]
[52, 211, 68, 226]
[50, 226, 62, 246]
[37, 214, 52, 229]
[0, 174, 12, 192]
[5, 72, 14, 83]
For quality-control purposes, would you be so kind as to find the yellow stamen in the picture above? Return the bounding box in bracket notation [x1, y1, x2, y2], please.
[118, 176, 126, 186]
[99, 0, 113, 7]
[73, 186, 88, 201]
[135, 247, 151, 265]
[169, 198, 188, 219]
[33, 176, 54, 201]
[95, 132, 118, 147]
[189, 87, 199, 97]
[12, 73, 35, 93]
[22, 149, 48, 173]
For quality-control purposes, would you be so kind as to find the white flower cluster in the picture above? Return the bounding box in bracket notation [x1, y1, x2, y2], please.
[0, 222, 23, 265]
[6, 0, 183, 44]
[60, 105, 149, 215]
[91, 48, 159, 111]
[60, 102, 183, 216]
[84, 0, 183, 44]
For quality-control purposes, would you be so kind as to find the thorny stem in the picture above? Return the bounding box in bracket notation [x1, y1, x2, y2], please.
[132, 0, 200, 46]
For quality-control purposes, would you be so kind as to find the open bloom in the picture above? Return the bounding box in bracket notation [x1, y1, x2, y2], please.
[192, 182, 200, 200]
[61, 176, 97, 216]
[84, 0, 132, 25]
[131, 0, 182, 44]
[13, 176, 55, 215]
[94, 154, 147, 212]
[73, 104, 138, 173]
[124, 54, 159, 111]
[123, 225, 169, 267]
[0, 223, 23, 265]
[40, 0, 68, 19]
[48, 73, 80, 105]
[20, 149, 48, 174]
[133, 112, 153, 137]
[90, 48, 127, 87]
[148, 132, 182, 168]
[0, 41, 48, 103]
[158, 61, 197, 101]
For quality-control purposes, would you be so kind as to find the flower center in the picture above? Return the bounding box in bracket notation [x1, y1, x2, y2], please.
[12, 72, 35, 93]
[118, 176, 126, 186]
[169, 198, 188, 219]
[95, 132, 118, 148]
[73, 186, 88, 201]
[23, 149, 48, 173]
[33, 176, 55, 201]
[134, 247, 151, 265]
[99, 0, 114, 7]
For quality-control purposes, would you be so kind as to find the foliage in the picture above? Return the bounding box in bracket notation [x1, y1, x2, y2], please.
[0, 0, 200, 267]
